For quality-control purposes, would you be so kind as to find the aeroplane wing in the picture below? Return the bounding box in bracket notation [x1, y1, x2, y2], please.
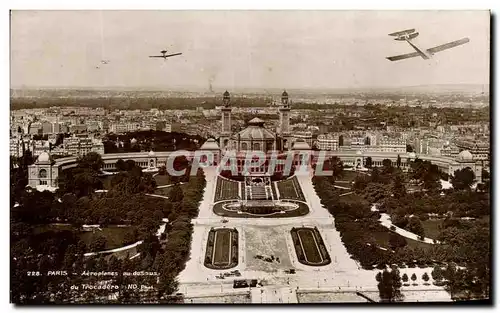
[386, 51, 421, 61]
[149, 56, 165, 58]
[426, 38, 470, 54]
[388, 29, 416, 36]
[164, 53, 182, 58]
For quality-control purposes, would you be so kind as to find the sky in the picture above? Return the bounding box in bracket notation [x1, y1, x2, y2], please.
[10, 10, 490, 90]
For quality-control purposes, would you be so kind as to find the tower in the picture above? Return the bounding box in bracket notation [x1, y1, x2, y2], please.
[279, 90, 292, 150]
[220, 90, 232, 149]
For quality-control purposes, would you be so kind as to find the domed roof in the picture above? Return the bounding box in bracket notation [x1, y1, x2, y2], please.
[282, 90, 288, 97]
[292, 140, 311, 150]
[457, 150, 473, 162]
[38, 152, 51, 163]
[238, 118, 275, 141]
[148, 150, 156, 157]
[223, 90, 230, 96]
[248, 117, 265, 125]
[200, 138, 220, 150]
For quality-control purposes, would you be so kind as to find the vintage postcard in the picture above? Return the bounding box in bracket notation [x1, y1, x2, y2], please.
[10, 10, 490, 304]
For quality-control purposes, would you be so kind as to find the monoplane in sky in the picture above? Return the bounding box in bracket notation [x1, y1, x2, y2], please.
[386, 29, 470, 61]
[149, 49, 182, 59]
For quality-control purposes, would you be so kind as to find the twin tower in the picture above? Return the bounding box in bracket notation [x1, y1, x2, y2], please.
[219, 90, 292, 151]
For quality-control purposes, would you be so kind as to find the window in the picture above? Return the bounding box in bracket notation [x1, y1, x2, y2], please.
[39, 169, 47, 178]
[266, 142, 273, 151]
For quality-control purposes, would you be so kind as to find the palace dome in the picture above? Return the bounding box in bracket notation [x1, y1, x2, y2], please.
[200, 138, 220, 150]
[237, 118, 275, 141]
[457, 150, 473, 162]
[38, 152, 51, 163]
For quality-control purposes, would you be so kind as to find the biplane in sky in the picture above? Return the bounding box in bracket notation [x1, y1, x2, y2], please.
[386, 29, 470, 61]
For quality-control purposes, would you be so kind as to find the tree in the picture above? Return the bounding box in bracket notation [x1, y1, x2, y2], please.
[125, 160, 137, 171]
[481, 169, 490, 181]
[377, 269, 403, 302]
[325, 156, 343, 183]
[432, 265, 444, 281]
[352, 175, 369, 191]
[406, 144, 414, 152]
[338, 135, 344, 146]
[389, 233, 407, 250]
[407, 217, 425, 237]
[396, 154, 401, 168]
[371, 168, 381, 183]
[451, 168, 476, 190]
[382, 158, 392, 169]
[365, 156, 373, 168]
[169, 184, 184, 202]
[411, 273, 417, 284]
[116, 159, 127, 171]
[402, 273, 409, 283]
[422, 272, 430, 284]
[392, 174, 406, 199]
[89, 235, 106, 252]
[77, 152, 104, 173]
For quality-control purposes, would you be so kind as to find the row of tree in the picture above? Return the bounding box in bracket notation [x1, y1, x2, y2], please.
[103, 131, 205, 154]
[11, 151, 207, 303]
[312, 156, 490, 300]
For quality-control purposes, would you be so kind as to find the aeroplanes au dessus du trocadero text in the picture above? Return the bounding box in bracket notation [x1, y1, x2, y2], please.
[386, 29, 470, 61]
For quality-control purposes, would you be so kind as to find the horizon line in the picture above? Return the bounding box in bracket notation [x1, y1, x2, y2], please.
[10, 83, 490, 91]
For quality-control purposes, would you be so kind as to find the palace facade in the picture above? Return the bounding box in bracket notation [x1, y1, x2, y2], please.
[26, 91, 482, 191]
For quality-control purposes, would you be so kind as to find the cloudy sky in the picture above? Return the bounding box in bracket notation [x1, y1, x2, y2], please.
[10, 10, 490, 90]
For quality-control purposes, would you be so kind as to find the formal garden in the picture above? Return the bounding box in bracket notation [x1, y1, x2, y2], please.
[204, 228, 239, 270]
[214, 176, 240, 202]
[291, 227, 331, 266]
[212, 200, 309, 218]
[276, 176, 306, 201]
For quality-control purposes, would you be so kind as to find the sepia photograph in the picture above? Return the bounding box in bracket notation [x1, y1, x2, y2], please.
[9, 9, 491, 304]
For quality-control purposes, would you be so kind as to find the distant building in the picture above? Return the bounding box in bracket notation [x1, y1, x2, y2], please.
[455, 140, 489, 163]
[69, 124, 87, 134]
[10, 138, 24, 158]
[110, 123, 129, 134]
[441, 144, 460, 158]
[317, 134, 338, 151]
[42, 122, 53, 134]
[64, 135, 104, 157]
[292, 131, 313, 147]
[31, 140, 50, 157]
[377, 138, 406, 153]
[29, 122, 43, 135]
